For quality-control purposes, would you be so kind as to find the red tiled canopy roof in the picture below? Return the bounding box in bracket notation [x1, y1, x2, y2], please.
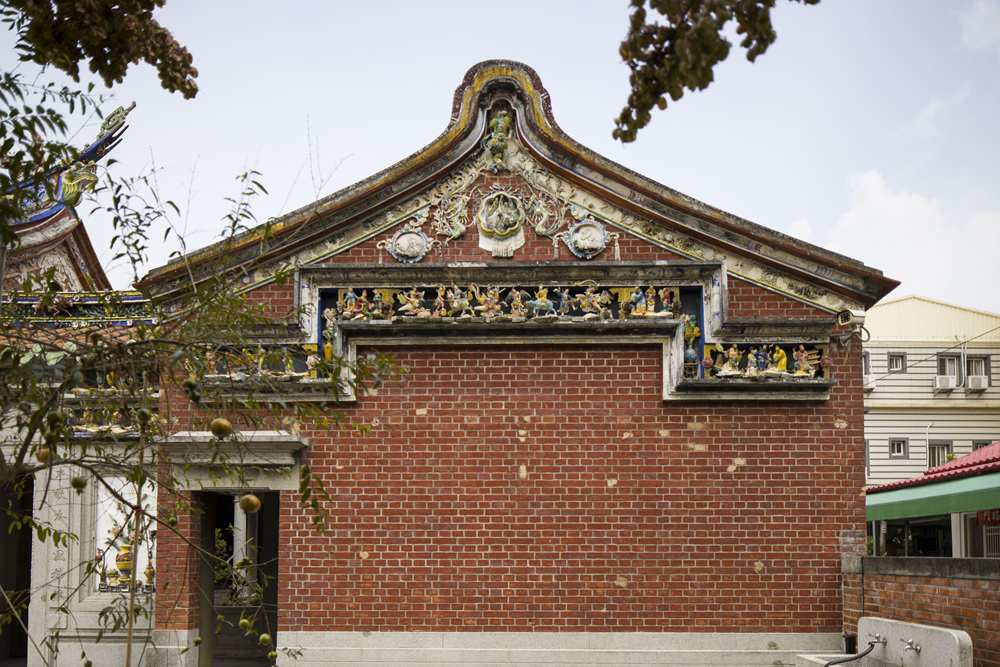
[868, 440, 1000, 494]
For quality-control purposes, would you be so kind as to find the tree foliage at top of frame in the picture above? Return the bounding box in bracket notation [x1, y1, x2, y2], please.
[1, 0, 198, 98]
[0, 0, 197, 248]
[614, 0, 819, 143]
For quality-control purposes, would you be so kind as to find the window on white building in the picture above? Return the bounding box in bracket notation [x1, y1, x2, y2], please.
[889, 438, 908, 459]
[888, 353, 906, 373]
[928, 441, 952, 468]
[938, 355, 959, 378]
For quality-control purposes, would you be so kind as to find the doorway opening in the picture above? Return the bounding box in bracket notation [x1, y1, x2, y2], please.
[0, 476, 34, 665]
[200, 491, 279, 666]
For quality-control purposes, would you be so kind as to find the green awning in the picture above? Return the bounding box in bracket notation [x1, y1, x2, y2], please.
[867, 473, 1000, 521]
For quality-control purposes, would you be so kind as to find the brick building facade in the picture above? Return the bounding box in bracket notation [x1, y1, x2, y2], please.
[137, 61, 898, 665]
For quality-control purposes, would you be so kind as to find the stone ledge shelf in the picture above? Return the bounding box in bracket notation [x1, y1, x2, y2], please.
[671, 377, 836, 402]
[160, 430, 309, 491]
[198, 375, 348, 404]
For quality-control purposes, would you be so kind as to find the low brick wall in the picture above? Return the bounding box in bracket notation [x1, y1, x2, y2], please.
[843, 557, 1000, 667]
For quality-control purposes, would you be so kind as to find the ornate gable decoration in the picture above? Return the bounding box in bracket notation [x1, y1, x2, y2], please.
[138, 62, 898, 402]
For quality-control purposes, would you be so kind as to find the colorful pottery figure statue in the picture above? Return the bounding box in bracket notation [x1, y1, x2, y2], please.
[526, 286, 558, 317]
[630, 286, 647, 316]
[484, 110, 511, 171]
[764, 345, 788, 374]
[144, 563, 156, 586]
[792, 344, 813, 376]
[682, 314, 702, 378]
[115, 544, 133, 583]
[718, 344, 743, 377]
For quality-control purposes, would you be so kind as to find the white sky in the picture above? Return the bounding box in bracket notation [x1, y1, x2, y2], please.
[7, 0, 1000, 313]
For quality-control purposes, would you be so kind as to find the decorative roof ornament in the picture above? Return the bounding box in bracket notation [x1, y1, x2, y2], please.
[554, 219, 620, 260]
[60, 161, 99, 207]
[377, 223, 436, 263]
[475, 189, 525, 258]
[99, 102, 137, 139]
[483, 109, 511, 173]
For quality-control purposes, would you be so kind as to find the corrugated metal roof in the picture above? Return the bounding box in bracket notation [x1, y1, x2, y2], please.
[868, 440, 1000, 494]
[865, 296, 1000, 343]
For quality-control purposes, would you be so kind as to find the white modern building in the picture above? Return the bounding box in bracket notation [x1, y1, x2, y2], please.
[862, 296, 1000, 557]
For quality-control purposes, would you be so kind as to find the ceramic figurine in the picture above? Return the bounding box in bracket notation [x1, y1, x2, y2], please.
[484, 110, 511, 171]
[397, 287, 427, 316]
[447, 284, 474, 317]
[657, 287, 673, 314]
[630, 285, 647, 316]
[341, 290, 359, 317]
[506, 288, 528, 318]
[645, 286, 657, 312]
[793, 345, 813, 376]
[370, 291, 386, 318]
[551, 286, 574, 315]
[578, 284, 601, 315]
[471, 284, 502, 317]
[722, 345, 742, 374]
[767, 345, 788, 373]
[527, 286, 557, 317]
[432, 285, 448, 317]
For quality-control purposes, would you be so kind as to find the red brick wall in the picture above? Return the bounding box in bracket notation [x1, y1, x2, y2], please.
[271, 335, 864, 633]
[727, 277, 831, 320]
[245, 281, 296, 321]
[160, 198, 868, 636]
[843, 567, 1000, 667]
[153, 488, 203, 631]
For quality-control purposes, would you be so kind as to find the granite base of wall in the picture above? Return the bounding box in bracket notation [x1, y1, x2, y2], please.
[271, 632, 843, 666]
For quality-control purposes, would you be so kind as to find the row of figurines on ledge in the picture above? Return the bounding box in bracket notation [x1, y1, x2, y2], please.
[53, 405, 151, 433]
[684, 343, 830, 379]
[324, 283, 684, 323]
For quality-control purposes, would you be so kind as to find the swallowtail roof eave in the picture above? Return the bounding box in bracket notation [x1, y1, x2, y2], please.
[137, 60, 897, 308]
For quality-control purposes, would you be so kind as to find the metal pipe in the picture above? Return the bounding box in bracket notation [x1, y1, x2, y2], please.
[824, 641, 876, 666]
[956, 335, 968, 388]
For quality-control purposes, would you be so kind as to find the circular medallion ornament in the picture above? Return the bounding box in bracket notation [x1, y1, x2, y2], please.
[566, 220, 608, 259]
[476, 191, 526, 257]
[388, 226, 430, 263]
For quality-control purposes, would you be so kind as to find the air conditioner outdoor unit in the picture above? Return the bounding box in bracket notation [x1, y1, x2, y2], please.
[933, 375, 957, 392]
[967, 376, 989, 392]
[862, 375, 876, 391]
